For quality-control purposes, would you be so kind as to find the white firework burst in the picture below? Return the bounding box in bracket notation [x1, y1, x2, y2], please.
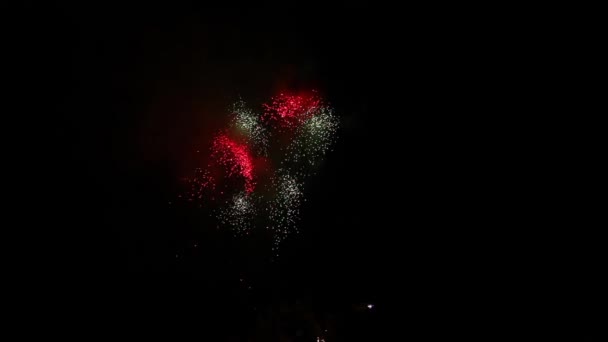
[283, 106, 338, 172]
[217, 192, 256, 235]
[268, 171, 304, 250]
[231, 100, 269, 155]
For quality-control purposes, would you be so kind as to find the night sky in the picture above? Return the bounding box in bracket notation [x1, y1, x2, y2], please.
[20, 3, 584, 341]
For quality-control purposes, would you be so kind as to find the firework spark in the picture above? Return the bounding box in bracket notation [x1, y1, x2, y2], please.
[211, 134, 255, 194]
[185, 168, 215, 202]
[262, 93, 322, 130]
[231, 100, 269, 155]
[268, 171, 304, 249]
[283, 106, 339, 171]
[217, 192, 256, 235]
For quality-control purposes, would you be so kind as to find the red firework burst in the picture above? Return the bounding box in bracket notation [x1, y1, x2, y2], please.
[211, 134, 255, 194]
[262, 93, 322, 129]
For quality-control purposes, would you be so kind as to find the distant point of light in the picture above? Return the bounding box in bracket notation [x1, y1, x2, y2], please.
[367, 304, 374, 309]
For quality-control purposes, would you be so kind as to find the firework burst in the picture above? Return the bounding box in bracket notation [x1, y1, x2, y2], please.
[180, 92, 338, 252]
[268, 171, 304, 249]
[217, 192, 256, 235]
[211, 134, 255, 194]
[262, 93, 322, 131]
[283, 106, 339, 171]
[231, 99, 269, 155]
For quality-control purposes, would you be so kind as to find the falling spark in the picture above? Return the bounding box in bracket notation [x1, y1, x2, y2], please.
[268, 171, 304, 250]
[217, 192, 256, 235]
[185, 168, 215, 202]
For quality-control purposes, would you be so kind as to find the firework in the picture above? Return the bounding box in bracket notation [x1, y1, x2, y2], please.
[211, 134, 255, 194]
[262, 93, 322, 131]
[185, 168, 215, 202]
[180, 92, 338, 252]
[231, 99, 269, 155]
[217, 192, 256, 235]
[283, 106, 339, 171]
[268, 171, 304, 249]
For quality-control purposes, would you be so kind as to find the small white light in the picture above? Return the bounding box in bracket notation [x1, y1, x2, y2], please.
[367, 304, 374, 309]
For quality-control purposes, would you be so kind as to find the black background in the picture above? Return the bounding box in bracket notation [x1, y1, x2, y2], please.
[18, 2, 597, 341]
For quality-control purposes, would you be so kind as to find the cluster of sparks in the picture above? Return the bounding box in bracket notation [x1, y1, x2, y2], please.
[231, 100, 268, 155]
[262, 93, 321, 131]
[268, 171, 304, 250]
[181, 168, 215, 205]
[182, 92, 338, 251]
[217, 192, 256, 235]
[211, 134, 255, 194]
[284, 106, 339, 172]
